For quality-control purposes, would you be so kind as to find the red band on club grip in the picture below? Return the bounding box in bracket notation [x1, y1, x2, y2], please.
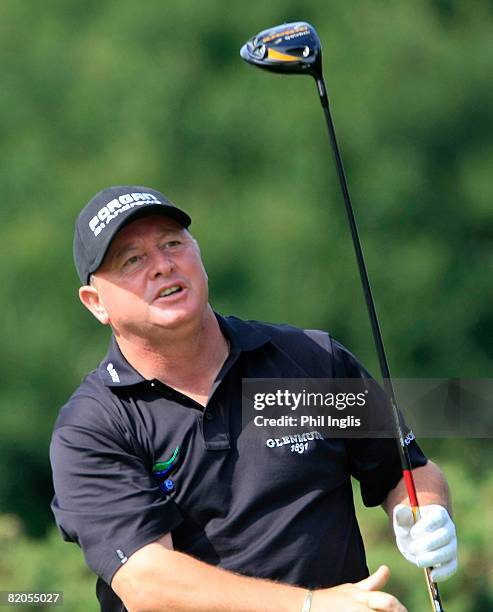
[402, 469, 419, 508]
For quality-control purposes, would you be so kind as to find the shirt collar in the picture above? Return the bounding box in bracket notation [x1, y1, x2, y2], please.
[98, 312, 271, 388]
[215, 313, 270, 353]
[98, 335, 146, 387]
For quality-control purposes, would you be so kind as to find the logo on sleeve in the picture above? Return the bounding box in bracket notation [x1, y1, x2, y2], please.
[403, 430, 415, 446]
[116, 549, 128, 564]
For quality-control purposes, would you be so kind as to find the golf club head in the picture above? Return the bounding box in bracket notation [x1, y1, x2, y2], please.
[240, 22, 322, 78]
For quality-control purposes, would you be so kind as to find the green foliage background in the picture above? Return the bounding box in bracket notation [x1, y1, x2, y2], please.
[0, 1, 492, 610]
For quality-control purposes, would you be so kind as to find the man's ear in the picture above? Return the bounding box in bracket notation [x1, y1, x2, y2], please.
[79, 285, 110, 325]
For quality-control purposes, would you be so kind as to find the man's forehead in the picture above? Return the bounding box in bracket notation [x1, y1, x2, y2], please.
[105, 215, 186, 260]
[113, 215, 183, 243]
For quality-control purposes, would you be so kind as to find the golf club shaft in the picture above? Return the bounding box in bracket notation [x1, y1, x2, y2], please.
[315, 76, 445, 612]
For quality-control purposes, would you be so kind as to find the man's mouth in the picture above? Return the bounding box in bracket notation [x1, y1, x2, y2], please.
[157, 285, 183, 298]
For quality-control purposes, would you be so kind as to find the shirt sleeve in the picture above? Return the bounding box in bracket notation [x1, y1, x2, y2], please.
[330, 337, 428, 507]
[49, 395, 183, 586]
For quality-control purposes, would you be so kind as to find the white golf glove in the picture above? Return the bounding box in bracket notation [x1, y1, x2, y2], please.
[393, 504, 457, 582]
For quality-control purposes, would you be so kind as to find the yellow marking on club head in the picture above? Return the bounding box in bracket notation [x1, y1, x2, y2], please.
[267, 48, 299, 62]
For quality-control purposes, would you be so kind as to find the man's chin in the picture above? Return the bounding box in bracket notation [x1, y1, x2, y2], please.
[148, 305, 203, 331]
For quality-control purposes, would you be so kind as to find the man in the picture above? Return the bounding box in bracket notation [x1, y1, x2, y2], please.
[50, 185, 457, 612]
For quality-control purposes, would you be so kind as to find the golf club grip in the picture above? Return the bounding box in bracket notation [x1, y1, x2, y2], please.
[315, 77, 445, 612]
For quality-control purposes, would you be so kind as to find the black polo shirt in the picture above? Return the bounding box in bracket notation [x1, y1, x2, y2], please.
[50, 314, 427, 611]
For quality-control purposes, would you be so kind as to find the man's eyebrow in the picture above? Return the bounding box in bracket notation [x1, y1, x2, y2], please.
[111, 243, 139, 263]
[156, 228, 182, 239]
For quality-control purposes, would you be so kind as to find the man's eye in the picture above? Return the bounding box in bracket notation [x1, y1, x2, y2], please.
[123, 255, 141, 267]
[163, 240, 181, 249]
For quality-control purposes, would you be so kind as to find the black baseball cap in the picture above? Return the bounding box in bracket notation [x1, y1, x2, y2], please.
[73, 185, 192, 284]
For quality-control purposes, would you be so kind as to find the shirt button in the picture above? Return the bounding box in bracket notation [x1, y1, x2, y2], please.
[150, 382, 156, 388]
[204, 412, 213, 421]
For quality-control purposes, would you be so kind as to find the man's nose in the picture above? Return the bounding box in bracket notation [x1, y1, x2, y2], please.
[149, 249, 175, 277]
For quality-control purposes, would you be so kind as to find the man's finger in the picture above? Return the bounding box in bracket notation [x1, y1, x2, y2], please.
[393, 504, 414, 530]
[415, 540, 457, 568]
[367, 590, 408, 611]
[430, 558, 458, 582]
[408, 526, 454, 555]
[356, 565, 391, 592]
[410, 505, 448, 538]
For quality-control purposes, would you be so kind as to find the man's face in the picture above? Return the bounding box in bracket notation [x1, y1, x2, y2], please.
[84, 215, 209, 338]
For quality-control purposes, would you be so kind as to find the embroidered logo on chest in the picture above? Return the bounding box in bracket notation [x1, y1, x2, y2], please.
[265, 430, 323, 454]
[152, 446, 180, 493]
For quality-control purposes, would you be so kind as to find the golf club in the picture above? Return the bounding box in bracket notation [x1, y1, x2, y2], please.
[241, 22, 445, 612]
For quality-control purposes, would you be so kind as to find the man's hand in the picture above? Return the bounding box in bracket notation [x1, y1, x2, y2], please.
[313, 566, 407, 611]
[393, 504, 458, 582]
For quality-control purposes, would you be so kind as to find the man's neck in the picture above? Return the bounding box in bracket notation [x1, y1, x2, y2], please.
[114, 307, 230, 402]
